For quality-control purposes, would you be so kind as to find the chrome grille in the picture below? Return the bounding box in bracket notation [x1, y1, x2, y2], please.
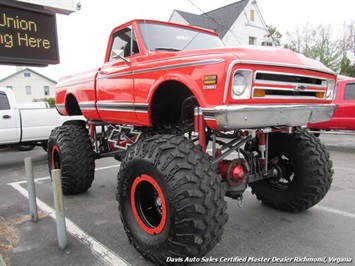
[253, 71, 328, 99]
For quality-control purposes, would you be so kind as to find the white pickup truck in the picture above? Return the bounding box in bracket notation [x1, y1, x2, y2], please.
[0, 87, 85, 151]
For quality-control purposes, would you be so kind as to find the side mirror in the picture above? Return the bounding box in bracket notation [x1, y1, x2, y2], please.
[111, 49, 130, 63]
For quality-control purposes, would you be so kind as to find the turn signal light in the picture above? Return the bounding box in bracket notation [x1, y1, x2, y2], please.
[203, 75, 218, 85]
[253, 89, 266, 97]
[316, 92, 325, 98]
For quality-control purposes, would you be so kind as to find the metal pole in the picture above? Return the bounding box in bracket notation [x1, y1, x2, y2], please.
[25, 157, 38, 222]
[51, 169, 67, 249]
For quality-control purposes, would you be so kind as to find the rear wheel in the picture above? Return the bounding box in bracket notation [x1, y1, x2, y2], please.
[47, 124, 96, 195]
[118, 135, 228, 264]
[249, 129, 333, 212]
[15, 144, 35, 151]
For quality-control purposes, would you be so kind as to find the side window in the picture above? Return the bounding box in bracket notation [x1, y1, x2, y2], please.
[344, 83, 355, 100]
[109, 26, 140, 61]
[0, 92, 11, 110]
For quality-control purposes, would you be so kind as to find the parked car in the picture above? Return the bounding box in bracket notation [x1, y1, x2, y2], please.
[18, 101, 50, 109]
[308, 78, 355, 133]
[0, 87, 85, 151]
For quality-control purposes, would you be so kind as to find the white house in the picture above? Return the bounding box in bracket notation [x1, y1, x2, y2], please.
[0, 68, 57, 103]
[169, 0, 273, 47]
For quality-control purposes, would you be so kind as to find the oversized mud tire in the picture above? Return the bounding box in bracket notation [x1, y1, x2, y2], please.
[118, 135, 228, 265]
[48, 124, 96, 195]
[249, 129, 333, 212]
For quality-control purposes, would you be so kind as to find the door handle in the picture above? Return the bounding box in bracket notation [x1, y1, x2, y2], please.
[2, 115, 11, 119]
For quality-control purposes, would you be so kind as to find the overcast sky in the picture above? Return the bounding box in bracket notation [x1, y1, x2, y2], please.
[1, 0, 354, 81]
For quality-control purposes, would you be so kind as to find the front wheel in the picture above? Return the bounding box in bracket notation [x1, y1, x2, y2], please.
[118, 135, 228, 265]
[249, 129, 333, 212]
[47, 124, 96, 195]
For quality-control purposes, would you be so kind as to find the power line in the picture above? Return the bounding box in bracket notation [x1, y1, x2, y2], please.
[186, 0, 243, 45]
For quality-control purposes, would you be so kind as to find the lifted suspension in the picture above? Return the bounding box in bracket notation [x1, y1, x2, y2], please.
[207, 127, 283, 199]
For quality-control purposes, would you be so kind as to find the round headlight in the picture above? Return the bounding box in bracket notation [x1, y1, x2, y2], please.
[326, 79, 335, 98]
[232, 74, 247, 96]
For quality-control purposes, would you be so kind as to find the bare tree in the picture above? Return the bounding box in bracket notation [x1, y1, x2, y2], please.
[284, 23, 342, 72]
[307, 25, 342, 71]
[338, 20, 355, 60]
[284, 23, 315, 54]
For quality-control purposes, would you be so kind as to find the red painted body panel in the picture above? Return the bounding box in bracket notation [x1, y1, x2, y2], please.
[308, 79, 355, 130]
[55, 19, 336, 129]
[56, 68, 101, 120]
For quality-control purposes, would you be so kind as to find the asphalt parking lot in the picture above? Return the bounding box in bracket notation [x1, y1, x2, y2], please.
[0, 134, 354, 266]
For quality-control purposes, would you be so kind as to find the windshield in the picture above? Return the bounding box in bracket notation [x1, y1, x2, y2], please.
[138, 22, 224, 51]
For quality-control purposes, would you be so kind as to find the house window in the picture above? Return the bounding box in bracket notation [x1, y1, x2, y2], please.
[249, 36, 256, 45]
[44, 86, 50, 96]
[250, 9, 255, 22]
[344, 83, 355, 100]
[24, 72, 31, 77]
[26, 86, 31, 95]
[262, 41, 273, 46]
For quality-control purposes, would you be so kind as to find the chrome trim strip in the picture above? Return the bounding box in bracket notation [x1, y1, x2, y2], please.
[97, 59, 225, 80]
[55, 104, 65, 109]
[134, 59, 225, 75]
[97, 71, 133, 80]
[79, 101, 96, 110]
[96, 102, 149, 113]
[134, 103, 150, 113]
[223, 59, 241, 103]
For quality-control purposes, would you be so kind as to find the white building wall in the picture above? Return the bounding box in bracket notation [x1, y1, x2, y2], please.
[222, 1, 271, 47]
[0, 70, 56, 103]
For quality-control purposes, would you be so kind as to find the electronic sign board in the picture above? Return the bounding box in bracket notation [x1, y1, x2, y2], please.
[0, 1, 59, 66]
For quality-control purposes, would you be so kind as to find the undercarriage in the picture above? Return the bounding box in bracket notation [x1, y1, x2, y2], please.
[86, 115, 302, 204]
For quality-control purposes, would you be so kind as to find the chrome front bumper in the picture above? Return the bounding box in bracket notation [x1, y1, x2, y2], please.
[202, 104, 337, 129]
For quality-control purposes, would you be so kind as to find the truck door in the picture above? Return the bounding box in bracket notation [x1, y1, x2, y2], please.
[0, 91, 19, 143]
[338, 81, 355, 130]
[96, 25, 140, 124]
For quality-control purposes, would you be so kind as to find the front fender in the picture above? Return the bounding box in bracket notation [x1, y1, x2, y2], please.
[146, 73, 209, 108]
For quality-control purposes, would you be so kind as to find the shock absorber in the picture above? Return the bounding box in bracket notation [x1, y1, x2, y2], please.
[258, 131, 266, 166]
[258, 129, 270, 172]
[194, 107, 206, 152]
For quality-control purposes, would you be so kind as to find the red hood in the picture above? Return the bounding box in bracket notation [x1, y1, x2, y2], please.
[219, 46, 335, 74]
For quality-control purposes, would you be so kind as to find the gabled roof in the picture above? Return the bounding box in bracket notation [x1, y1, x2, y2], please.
[172, 0, 249, 38]
[0, 68, 57, 84]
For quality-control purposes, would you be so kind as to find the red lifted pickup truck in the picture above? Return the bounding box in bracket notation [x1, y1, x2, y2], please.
[50, 20, 337, 264]
[308, 78, 355, 132]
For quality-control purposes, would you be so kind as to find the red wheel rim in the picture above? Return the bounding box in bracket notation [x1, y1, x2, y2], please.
[130, 174, 167, 235]
[51, 145, 61, 169]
